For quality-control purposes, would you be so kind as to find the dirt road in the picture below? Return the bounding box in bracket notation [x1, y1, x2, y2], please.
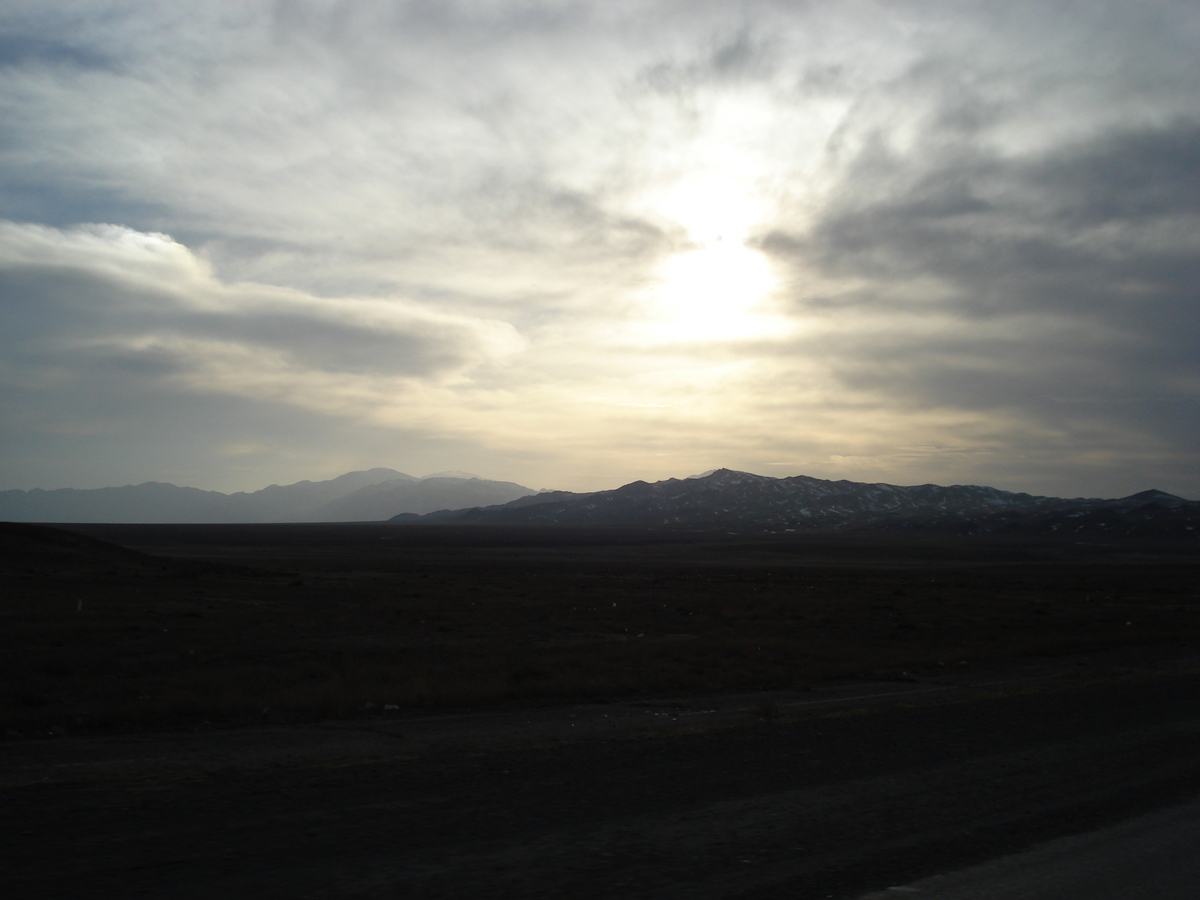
[5, 646, 1200, 899]
[857, 795, 1200, 899]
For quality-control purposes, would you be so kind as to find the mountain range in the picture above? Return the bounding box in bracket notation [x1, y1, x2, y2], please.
[395, 468, 1200, 539]
[0, 469, 538, 523]
[3, 466, 1196, 536]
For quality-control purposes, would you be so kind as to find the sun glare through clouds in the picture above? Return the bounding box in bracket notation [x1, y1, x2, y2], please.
[652, 240, 777, 340]
[642, 173, 784, 342]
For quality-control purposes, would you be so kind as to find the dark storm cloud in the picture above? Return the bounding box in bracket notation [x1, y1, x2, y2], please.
[770, 115, 1200, 321]
[0, 262, 489, 378]
[0, 223, 521, 385]
[1033, 123, 1200, 224]
[758, 104, 1200, 485]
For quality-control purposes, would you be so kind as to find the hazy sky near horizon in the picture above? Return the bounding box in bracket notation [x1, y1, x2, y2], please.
[1, 1, 1198, 498]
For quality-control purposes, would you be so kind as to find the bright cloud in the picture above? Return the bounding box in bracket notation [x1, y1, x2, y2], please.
[0, 1, 1197, 497]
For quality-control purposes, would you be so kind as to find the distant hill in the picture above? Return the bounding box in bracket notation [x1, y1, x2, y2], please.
[309, 476, 542, 521]
[0, 469, 539, 523]
[393, 469, 1199, 538]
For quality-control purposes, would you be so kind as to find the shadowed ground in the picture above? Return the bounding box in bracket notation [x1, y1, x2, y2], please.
[3, 645, 1200, 898]
[2, 523, 1199, 897]
[3, 522, 1198, 736]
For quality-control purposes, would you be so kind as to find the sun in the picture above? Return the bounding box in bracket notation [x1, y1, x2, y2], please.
[652, 240, 777, 341]
[641, 175, 783, 342]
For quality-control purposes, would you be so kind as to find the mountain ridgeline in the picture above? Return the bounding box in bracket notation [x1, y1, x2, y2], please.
[395, 469, 1199, 539]
[2, 467, 1195, 535]
[0, 469, 538, 524]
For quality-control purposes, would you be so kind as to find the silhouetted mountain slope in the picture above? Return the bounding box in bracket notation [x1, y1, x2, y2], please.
[312, 477, 538, 520]
[0, 469, 537, 523]
[394, 469, 1199, 537]
[907, 491, 1200, 539]
[0, 482, 234, 524]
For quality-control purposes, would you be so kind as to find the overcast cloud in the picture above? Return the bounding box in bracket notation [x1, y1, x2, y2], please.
[0, 0, 1196, 497]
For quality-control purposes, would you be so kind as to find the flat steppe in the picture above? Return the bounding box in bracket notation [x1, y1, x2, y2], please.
[3, 523, 1199, 897]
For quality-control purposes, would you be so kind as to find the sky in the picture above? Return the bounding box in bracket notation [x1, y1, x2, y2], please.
[0, 1, 1197, 499]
